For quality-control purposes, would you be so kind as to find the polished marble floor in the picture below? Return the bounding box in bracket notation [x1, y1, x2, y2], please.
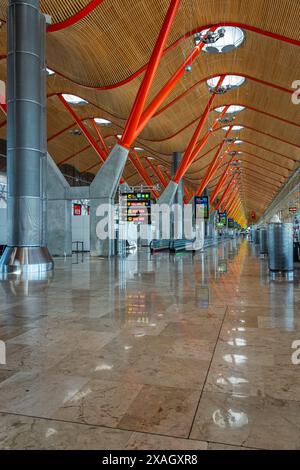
[0, 238, 300, 449]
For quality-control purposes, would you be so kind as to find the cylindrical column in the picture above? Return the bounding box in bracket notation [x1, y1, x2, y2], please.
[0, 0, 53, 273]
[268, 223, 293, 272]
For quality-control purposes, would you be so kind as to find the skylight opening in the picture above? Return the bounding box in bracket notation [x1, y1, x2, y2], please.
[215, 105, 245, 114]
[222, 125, 244, 131]
[207, 75, 245, 91]
[62, 94, 88, 105]
[196, 26, 245, 54]
[94, 118, 111, 126]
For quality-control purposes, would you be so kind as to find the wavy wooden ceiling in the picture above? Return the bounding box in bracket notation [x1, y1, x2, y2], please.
[0, 0, 299, 221]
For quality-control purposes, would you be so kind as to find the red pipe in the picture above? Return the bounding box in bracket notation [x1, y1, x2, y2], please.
[47, 1, 105, 33]
[121, 0, 180, 148]
[133, 30, 217, 140]
[196, 129, 232, 196]
[91, 118, 109, 154]
[129, 150, 160, 198]
[215, 175, 236, 211]
[172, 78, 225, 184]
[187, 105, 229, 169]
[210, 157, 235, 204]
[58, 94, 107, 161]
[146, 158, 168, 188]
[223, 186, 239, 212]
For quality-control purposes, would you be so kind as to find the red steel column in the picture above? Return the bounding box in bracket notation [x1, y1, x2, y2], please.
[121, 0, 180, 148]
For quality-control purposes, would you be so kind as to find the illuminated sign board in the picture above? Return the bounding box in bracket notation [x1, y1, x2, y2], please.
[194, 196, 209, 220]
[126, 192, 151, 223]
[216, 211, 227, 228]
[73, 203, 82, 216]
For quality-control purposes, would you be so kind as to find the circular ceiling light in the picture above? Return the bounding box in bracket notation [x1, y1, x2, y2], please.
[222, 125, 244, 131]
[94, 118, 111, 126]
[215, 105, 245, 114]
[207, 75, 245, 91]
[199, 26, 245, 54]
[62, 94, 88, 105]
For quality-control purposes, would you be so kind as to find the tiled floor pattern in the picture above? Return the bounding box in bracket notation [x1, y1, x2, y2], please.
[0, 239, 299, 449]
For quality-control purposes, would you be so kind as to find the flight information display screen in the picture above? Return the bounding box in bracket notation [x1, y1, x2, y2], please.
[194, 196, 209, 220]
[126, 192, 151, 223]
[216, 211, 227, 228]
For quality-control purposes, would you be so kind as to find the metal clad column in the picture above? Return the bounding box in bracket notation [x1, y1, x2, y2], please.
[171, 152, 183, 239]
[0, 0, 53, 273]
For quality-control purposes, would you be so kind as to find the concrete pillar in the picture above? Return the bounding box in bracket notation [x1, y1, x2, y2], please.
[46, 155, 72, 256]
[89, 144, 128, 257]
[0, 0, 53, 273]
[170, 152, 183, 238]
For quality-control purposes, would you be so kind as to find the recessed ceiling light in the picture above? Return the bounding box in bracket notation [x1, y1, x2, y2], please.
[147, 157, 155, 160]
[222, 125, 244, 131]
[215, 105, 245, 114]
[46, 67, 55, 76]
[234, 140, 243, 144]
[207, 75, 245, 91]
[134, 147, 144, 151]
[117, 134, 122, 139]
[94, 117, 111, 126]
[62, 94, 88, 105]
[196, 26, 245, 54]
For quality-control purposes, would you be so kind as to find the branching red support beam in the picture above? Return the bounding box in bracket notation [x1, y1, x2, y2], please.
[121, 0, 180, 148]
[133, 29, 218, 141]
[172, 90, 226, 184]
[196, 128, 232, 196]
[146, 158, 168, 188]
[91, 118, 109, 154]
[210, 157, 235, 204]
[223, 186, 240, 212]
[58, 94, 107, 162]
[129, 150, 160, 198]
[215, 175, 236, 211]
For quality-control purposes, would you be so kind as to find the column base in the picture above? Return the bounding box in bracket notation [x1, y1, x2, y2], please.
[0, 246, 54, 274]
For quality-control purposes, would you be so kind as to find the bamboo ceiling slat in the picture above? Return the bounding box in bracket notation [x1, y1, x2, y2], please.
[0, 0, 299, 217]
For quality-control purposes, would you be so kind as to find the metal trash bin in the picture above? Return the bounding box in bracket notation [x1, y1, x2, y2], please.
[268, 223, 293, 272]
[259, 227, 268, 255]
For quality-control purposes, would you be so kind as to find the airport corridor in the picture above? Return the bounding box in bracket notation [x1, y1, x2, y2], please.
[0, 239, 300, 450]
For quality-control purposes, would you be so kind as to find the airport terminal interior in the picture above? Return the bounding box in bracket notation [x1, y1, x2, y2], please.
[0, 0, 300, 451]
